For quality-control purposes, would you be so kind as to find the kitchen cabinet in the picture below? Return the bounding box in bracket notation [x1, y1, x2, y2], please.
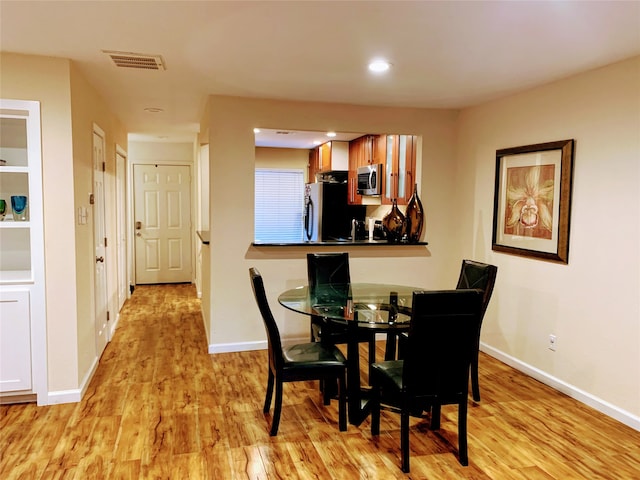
[0, 99, 46, 402]
[347, 135, 384, 204]
[382, 134, 417, 205]
[308, 140, 349, 182]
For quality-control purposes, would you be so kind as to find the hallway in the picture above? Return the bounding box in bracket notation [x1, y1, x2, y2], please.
[1, 283, 639, 479]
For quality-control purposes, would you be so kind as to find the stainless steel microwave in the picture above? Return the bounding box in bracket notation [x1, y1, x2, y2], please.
[357, 164, 382, 195]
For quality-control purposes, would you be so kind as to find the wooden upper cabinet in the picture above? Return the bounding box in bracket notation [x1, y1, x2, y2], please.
[348, 137, 364, 204]
[308, 148, 319, 183]
[382, 134, 417, 205]
[309, 140, 350, 183]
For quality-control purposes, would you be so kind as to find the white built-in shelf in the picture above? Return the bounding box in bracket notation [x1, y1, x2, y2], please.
[0, 220, 31, 228]
[0, 270, 33, 285]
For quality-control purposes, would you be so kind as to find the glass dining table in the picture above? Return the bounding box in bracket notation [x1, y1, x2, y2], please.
[278, 282, 425, 426]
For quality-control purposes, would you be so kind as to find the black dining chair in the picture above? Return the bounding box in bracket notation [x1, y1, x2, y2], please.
[397, 259, 497, 402]
[307, 252, 377, 367]
[370, 289, 483, 473]
[249, 267, 347, 436]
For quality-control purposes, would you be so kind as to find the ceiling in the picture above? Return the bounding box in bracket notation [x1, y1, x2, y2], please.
[2, 1, 639, 146]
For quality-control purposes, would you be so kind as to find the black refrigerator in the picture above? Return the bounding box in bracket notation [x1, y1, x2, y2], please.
[303, 182, 366, 242]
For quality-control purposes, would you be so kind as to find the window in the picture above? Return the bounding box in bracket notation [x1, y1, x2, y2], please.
[255, 169, 304, 243]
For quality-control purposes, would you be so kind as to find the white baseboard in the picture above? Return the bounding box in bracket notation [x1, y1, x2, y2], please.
[209, 336, 313, 354]
[209, 340, 267, 354]
[46, 354, 100, 405]
[481, 343, 640, 432]
[109, 313, 120, 339]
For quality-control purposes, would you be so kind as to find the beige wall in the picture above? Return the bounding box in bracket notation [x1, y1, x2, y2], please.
[70, 62, 127, 386]
[255, 146, 310, 182]
[205, 96, 458, 349]
[1, 53, 78, 392]
[1, 53, 127, 398]
[455, 56, 640, 419]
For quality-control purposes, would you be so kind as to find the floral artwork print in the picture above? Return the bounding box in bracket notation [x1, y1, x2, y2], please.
[504, 165, 555, 239]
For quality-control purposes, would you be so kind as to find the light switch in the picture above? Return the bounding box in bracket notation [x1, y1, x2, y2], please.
[77, 206, 88, 225]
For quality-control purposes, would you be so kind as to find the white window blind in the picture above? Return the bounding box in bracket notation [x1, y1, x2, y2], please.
[255, 169, 304, 243]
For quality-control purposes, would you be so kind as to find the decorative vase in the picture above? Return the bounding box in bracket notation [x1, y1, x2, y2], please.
[10, 195, 28, 221]
[382, 199, 406, 243]
[405, 183, 424, 243]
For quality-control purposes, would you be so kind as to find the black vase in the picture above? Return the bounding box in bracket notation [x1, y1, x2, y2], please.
[382, 199, 406, 243]
[405, 183, 424, 243]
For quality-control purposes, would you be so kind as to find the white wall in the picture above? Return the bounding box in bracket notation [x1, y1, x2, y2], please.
[455, 56, 640, 425]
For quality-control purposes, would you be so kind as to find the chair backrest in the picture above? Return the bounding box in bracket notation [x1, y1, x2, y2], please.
[403, 290, 483, 404]
[456, 260, 498, 319]
[249, 268, 283, 372]
[307, 253, 350, 305]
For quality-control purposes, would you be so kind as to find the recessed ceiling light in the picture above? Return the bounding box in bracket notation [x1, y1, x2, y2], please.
[368, 59, 391, 73]
[144, 107, 164, 113]
[253, 128, 261, 133]
[326, 131, 337, 137]
[313, 140, 322, 145]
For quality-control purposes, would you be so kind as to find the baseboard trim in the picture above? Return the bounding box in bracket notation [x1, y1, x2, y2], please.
[481, 343, 640, 432]
[209, 340, 266, 354]
[46, 355, 100, 405]
[109, 313, 120, 340]
[209, 336, 311, 354]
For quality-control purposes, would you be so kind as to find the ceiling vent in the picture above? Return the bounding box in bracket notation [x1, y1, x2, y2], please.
[103, 50, 166, 70]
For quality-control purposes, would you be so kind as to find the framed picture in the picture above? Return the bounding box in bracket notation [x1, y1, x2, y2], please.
[492, 139, 575, 264]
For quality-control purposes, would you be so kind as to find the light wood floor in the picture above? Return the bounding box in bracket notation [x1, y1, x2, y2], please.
[1, 284, 639, 479]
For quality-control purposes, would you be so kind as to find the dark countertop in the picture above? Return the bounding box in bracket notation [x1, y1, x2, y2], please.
[252, 239, 428, 247]
[197, 230, 210, 244]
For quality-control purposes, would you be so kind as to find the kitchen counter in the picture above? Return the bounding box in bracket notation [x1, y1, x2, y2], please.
[197, 230, 210, 244]
[251, 239, 428, 247]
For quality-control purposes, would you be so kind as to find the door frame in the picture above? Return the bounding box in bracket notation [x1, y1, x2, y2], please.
[115, 145, 129, 317]
[130, 157, 195, 286]
[92, 124, 109, 354]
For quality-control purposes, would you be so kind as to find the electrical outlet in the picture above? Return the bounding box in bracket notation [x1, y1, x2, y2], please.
[548, 334, 557, 351]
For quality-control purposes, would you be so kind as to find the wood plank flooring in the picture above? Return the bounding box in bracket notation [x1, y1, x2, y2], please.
[1, 283, 639, 479]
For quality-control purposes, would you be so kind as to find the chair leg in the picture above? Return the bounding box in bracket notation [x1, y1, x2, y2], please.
[270, 379, 283, 436]
[370, 383, 381, 435]
[397, 333, 407, 359]
[458, 399, 469, 466]
[401, 409, 411, 473]
[263, 370, 274, 413]
[430, 403, 441, 430]
[368, 335, 376, 379]
[338, 370, 347, 431]
[384, 333, 397, 360]
[323, 376, 331, 405]
[471, 348, 481, 402]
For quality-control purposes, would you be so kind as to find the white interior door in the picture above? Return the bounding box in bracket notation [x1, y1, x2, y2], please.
[116, 148, 128, 311]
[93, 128, 109, 355]
[134, 164, 192, 284]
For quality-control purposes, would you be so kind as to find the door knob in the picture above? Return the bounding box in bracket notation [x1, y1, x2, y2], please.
[96, 256, 104, 263]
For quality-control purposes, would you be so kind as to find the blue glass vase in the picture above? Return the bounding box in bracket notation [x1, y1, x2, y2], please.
[11, 195, 28, 221]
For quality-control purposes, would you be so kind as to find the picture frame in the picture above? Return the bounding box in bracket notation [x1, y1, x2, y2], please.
[492, 139, 575, 264]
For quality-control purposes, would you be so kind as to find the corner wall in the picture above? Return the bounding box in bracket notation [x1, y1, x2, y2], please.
[0, 53, 78, 394]
[455, 56, 640, 424]
[205, 96, 459, 351]
[70, 61, 128, 389]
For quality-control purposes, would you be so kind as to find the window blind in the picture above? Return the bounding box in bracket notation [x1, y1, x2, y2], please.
[255, 169, 304, 243]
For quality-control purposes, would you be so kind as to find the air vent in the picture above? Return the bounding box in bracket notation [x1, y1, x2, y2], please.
[276, 131, 294, 135]
[103, 50, 166, 70]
